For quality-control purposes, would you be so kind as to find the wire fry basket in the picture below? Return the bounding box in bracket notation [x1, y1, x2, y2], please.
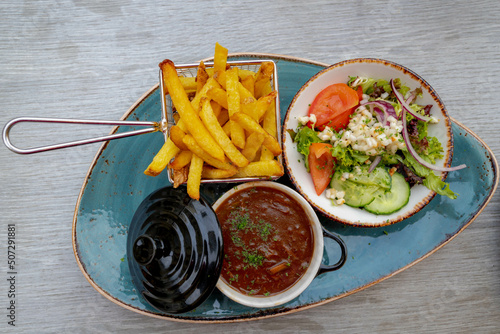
[159, 59, 283, 185]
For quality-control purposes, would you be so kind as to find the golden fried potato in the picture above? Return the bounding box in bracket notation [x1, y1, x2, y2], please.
[199, 98, 249, 168]
[225, 67, 246, 149]
[240, 75, 255, 96]
[160, 60, 225, 162]
[231, 112, 281, 156]
[214, 42, 228, 88]
[168, 150, 192, 170]
[182, 134, 235, 171]
[207, 86, 229, 109]
[241, 132, 265, 161]
[169, 125, 189, 151]
[196, 61, 209, 93]
[254, 62, 274, 98]
[202, 165, 238, 179]
[187, 154, 204, 200]
[191, 77, 222, 113]
[172, 166, 189, 188]
[144, 138, 180, 176]
[233, 160, 284, 178]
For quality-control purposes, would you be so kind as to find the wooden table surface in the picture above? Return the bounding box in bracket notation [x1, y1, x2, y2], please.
[1, 1, 499, 333]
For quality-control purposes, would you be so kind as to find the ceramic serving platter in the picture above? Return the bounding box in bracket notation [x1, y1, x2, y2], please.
[72, 54, 498, 323]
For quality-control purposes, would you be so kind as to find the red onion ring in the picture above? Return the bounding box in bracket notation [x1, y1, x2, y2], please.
[360, 100, 397, 126]
[368, 155, 382, 173]
[391, 79, 432, 123]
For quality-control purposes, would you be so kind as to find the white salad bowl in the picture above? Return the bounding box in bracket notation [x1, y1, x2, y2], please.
[282, 58, 454, 227]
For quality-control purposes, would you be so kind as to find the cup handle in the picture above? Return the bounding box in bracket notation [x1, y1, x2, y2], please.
[317, 227, 347, 275]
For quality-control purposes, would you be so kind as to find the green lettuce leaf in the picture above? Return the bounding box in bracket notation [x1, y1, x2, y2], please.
[293, 126, 322, 171]
[423, 173, 458, 200]
[402, 150, 457, 199]
[331, 145, 369, 171]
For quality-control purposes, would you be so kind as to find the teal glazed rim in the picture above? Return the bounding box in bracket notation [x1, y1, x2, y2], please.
[72, 54, 498, 323]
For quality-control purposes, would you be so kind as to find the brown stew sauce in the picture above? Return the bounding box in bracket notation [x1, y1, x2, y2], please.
[215, 186, 314, 297]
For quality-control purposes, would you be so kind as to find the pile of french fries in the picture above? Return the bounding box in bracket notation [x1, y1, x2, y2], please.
[144, 43, 284, 200]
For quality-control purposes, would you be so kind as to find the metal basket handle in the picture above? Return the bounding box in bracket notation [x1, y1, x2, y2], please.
[2, 117, 160, 154]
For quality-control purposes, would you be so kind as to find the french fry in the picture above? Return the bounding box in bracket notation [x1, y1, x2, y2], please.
[179, 77, 197, 93]
[260, 147, 275, 161]
[199, 98, 249, 168]
[241, 90, 277, 122]
[238, 82, 255, 101]
[172, 166, 189, 188]
[222, 121, 231, 136]
[214, 42, 228, 74]
[169, 125, 189, 151]
[255, 91, 277, 122]
[210, 100, 222, 117]
[163, 76, 197, 94]
[226, 67, 241, 114]
[231, 112, 282, 156]
[238, 69, 257, 80]
[254, 78, 272, 99]
[241, 132, 265, 161]
[214, 71, 227, 90]
[254, 61, 274, 82]
[202, 165, 238, 179]
[240, 100, 257, 120]
[168, 150, 192, 170]
[233, 160, 284, 178]
[226, 67, 246, 149]
[187, 154, 204, 200]
[191, 77, 222, 113]
[259, 84, 278, 161]
[207, 86, 229, 109]
[174, 118, 189, 133]
[173, 112, 181, 124]
[144, 138, 180, 176]
[217, 108, 229, 126]
[254, 62, 274, 99]
[261, 84, 278, 138]
[214, 42, 228, 88]
[195, 61, 209, 93]
[230, 121, 246, 149]
[240, 74, 255, 96]
[182, 134, 236, 171]
[160, 59, 225, 162]
[205, 67, 215, 77]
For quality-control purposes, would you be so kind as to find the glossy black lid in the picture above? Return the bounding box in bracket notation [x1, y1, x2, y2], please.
[127, 186, 223, 314]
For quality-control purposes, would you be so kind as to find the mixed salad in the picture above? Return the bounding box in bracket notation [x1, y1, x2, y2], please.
[288, 77, 466, 215]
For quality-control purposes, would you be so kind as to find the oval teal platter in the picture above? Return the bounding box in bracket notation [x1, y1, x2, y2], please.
[72, 54, 498, 323]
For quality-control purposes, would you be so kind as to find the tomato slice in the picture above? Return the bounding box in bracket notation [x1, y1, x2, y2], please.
[308, 143, 335, 196]
[308, 83, 359, 131]
[356, 85, 364, 100]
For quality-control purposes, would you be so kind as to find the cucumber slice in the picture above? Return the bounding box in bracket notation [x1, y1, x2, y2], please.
[330, 171, 385, 208]
[364, 172, 410, 215]
[348, 166, 392, 190]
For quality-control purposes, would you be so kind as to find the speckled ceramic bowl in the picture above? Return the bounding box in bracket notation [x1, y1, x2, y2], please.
[283, 58, 455, 227]
[213, 181, 347, 308]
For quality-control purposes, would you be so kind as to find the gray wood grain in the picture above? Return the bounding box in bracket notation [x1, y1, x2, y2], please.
[1, 0, 499, 333]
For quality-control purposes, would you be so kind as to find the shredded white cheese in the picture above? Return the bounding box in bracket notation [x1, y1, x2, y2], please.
[329, 105, 405, 156]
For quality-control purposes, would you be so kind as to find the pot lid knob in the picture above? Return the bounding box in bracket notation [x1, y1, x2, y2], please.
[133, 235, 157, 266]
